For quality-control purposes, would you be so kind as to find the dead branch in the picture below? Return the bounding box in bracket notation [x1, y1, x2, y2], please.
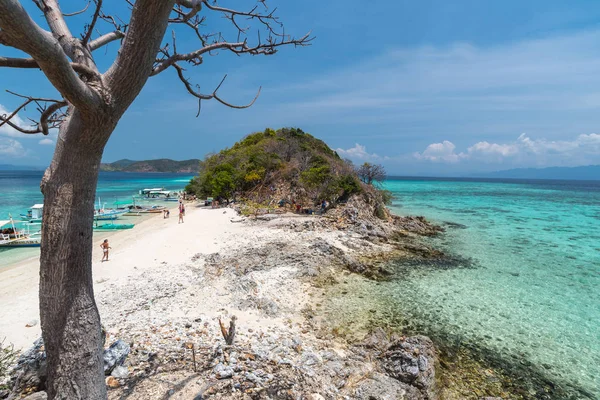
[173, 65, 261, 115]
[88, 30, 125, 51]
[82, 0, 102, 46]
[218, 316, 236, 345]
[0, 91, 67, 135]
[0, 1, 100, 110]
[0, 56, 100, 79]
[63, 1, 91, 17]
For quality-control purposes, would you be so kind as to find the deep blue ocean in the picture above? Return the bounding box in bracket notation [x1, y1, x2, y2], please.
[1, 172, 598, 396]
[384, 177, 600, 398]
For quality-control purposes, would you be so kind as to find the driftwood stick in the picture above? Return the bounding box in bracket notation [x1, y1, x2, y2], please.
[218, 316, 237, 345]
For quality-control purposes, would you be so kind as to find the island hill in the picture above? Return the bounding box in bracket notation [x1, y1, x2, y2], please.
[185, 127, 390, 215]
[100, 158, 200, 173]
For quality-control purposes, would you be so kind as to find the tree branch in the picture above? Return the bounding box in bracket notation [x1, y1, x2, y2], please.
[0, 56, 100, 79]
[82, 0, 102, 46]
[63, 1, 91, 17]
[37, 0, 78, 59]
[88, 30, 125, 51]
[0, 91, 67, 135]
[173, 65, 260, 114]
[105, 0, 176, 109]
[0, 0, 100, 111]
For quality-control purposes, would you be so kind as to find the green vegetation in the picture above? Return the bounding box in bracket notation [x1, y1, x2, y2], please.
[186, 127, 366, 204]
[100, 158, 200, 173]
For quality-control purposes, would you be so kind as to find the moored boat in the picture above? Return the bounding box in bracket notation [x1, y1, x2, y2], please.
[0, 219, 41, 248]
[20, 204, 44, 223]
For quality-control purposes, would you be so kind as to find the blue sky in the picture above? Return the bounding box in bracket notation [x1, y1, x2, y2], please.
[2, 0, 600, 175]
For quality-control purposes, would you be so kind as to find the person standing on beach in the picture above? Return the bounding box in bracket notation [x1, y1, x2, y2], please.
[100, 239, 111, 262]
[178, 202, 185, 224]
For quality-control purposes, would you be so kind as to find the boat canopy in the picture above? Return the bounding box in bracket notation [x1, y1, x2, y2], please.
[31, 204, 44, 209]
[0, 220, 11, 228]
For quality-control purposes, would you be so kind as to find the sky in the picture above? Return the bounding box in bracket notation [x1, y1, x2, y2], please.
[2, 0, 600, 176]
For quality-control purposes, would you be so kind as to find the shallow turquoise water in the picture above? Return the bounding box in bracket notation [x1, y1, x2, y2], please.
[383, 178, 600, 397]
[0, 171, 193, 268]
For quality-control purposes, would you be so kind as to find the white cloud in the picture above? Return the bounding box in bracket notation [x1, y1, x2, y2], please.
[414, 133, 600, 167]
[336, 143, 387, 162]
[0, 138, 27, 157]
[39, 138, 54, 146]
[414, 140, 465, 163]
[0, 104, 29, 138]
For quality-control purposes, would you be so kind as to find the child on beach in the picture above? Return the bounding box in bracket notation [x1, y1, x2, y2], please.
[100, 239, 111, 262]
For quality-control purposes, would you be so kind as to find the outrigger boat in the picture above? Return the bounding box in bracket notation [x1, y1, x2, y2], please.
[94, 198, 128, 221]
[0, 218, 41, 248]
[20, 204, 44, 223]
[124, 197, 166, 215]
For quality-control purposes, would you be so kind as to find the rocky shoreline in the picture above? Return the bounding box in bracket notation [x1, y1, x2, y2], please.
[1, 198, 582, 399]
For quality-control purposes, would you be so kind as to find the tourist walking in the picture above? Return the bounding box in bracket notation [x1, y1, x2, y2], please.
[100, 239, 111, 262]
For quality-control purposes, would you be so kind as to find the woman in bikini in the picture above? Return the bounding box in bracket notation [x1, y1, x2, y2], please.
[100, 239, 111, 262]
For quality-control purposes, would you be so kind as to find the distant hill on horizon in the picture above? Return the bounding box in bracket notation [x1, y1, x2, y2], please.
[100, 158, 200, 173]
[474, 165, 600, 181]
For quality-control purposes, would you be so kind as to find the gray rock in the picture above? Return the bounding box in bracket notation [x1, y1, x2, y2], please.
[8, 338, 47, 397]
[380, 335, 436, 399]
[213, 363, 233, 379]
[301, 352, 322, 366]
[103, 339, 130, 374]
[110, 365, 129, 379]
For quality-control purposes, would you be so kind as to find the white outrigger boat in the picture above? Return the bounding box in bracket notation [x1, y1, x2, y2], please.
[0, 218, 41, 248]
[20, 204, 44, 223]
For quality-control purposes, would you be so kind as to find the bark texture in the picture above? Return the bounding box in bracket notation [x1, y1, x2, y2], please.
[39, 111, 116, 399]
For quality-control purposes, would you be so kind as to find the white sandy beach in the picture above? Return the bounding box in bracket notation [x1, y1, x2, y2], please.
[0, 204, 252, 349]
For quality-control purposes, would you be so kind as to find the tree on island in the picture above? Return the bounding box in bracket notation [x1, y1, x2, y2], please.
[0, 1, 310, 398]
[357, 162, 387, 185]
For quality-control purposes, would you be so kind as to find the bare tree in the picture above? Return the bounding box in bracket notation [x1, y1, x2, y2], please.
[357, 162, 387, 185]
[0, 1, 311, 398]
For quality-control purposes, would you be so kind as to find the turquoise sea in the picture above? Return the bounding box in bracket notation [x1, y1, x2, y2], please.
[0, 171, 193, 268]
[381, 178, 600, 398]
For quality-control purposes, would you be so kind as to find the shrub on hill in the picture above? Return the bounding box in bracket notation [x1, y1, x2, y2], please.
[186, 127, 368, 205]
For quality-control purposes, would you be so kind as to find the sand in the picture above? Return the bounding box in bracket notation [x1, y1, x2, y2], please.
[0, 204, 249, 350]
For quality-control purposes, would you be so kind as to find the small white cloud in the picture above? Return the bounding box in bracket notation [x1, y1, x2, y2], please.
[414, 140, 465, 163]
[0, 104, 29, 138]
[39, 138, 54, 146]
[0, 138, 27, 157]
[336, 143, 387, 161]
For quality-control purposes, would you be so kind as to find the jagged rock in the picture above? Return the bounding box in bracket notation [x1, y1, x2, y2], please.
[380, 336, 437, 399]
[8, 338, 47, 398]
[103, 340, 130, 374]
[0, 389, 10, 399]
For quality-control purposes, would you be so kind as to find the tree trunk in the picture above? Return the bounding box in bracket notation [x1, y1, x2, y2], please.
[39, 110, 115, 400]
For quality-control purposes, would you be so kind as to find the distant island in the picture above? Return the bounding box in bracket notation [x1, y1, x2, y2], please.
[99, 158, 200, 173]
[475, 165, 600, 181]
